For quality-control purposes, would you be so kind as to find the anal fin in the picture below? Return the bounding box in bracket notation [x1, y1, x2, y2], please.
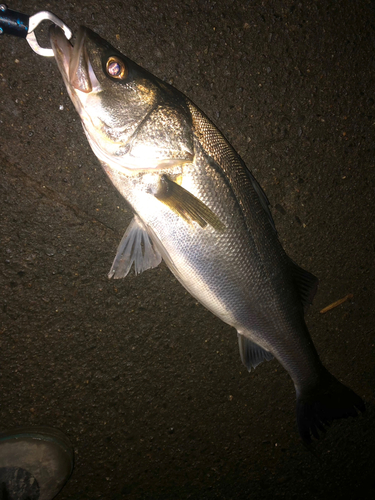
[238, 333, 273, 371]
[108, 215, 162, 279]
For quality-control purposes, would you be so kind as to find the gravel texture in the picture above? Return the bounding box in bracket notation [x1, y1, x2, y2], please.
[0, 1, 374, 499]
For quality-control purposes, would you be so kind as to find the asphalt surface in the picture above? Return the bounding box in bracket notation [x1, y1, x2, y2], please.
[0, 1, 374, 499]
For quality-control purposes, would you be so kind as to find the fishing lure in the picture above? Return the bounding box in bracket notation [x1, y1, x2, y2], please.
[0, 3, 71, 56]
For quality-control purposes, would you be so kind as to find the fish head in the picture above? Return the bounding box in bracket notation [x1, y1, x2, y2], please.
[50, 26, 188, 172]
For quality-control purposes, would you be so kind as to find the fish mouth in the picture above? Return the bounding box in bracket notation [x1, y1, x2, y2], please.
[50, 25, 100, 94]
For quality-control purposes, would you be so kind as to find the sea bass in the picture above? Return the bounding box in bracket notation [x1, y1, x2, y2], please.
[50, 26, 364, 442]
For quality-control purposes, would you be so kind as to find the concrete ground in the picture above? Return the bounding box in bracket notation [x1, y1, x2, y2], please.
[1, 0, 374, 498]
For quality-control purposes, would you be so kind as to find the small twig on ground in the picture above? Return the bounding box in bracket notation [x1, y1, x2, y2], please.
[320, 294, 353, 314]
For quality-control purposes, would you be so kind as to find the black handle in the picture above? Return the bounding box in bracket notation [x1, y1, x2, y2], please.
[0, 5, 29, 38]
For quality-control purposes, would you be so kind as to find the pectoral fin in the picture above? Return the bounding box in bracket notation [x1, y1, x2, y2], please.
[155, 175, 225, 231]
[108, 215, 162, 278]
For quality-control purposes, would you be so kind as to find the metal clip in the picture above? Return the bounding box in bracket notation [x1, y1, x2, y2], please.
[27, 11, 72, 57]
[0, 4, 72, 57]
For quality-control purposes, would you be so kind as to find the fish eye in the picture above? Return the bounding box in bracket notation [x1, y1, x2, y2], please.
[106, 56, 127, 79]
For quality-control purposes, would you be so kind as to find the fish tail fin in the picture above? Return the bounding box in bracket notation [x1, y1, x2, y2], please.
[296, 371, 365, 443]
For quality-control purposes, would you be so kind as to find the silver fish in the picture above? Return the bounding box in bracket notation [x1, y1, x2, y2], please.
[50, 26, 364, 442]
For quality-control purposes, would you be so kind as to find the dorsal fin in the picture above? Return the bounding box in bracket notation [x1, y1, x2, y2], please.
[188, 100, 276, 234]
[289, 258, 319, 312]
[242, 163, 276, 233]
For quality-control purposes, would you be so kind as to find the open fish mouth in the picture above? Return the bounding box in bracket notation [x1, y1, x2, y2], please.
[50, 25, 99, 94]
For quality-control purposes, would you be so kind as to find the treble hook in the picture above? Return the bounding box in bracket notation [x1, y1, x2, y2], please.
[0, 3, 72, 57]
